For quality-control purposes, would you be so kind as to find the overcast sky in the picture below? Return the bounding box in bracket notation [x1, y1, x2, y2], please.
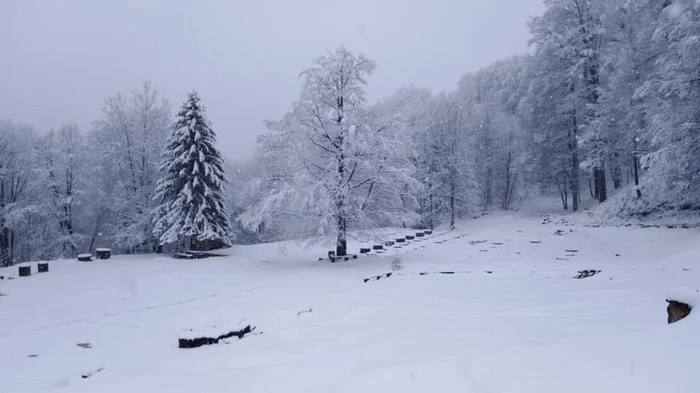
[1, 0, 544, 161]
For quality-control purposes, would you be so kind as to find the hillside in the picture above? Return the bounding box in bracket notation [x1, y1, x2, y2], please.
[1, 210, 699, 393]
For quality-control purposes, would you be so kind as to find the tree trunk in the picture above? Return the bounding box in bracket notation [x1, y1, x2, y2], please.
[560, 173, 569, 211]
[594, 167, 607, 203]
[429, 188, 434, 230]
[336, 218, 347, 257]
[611, 159, 622, 189]
[88, 207, 105, 252]
[569, 112, 580, 212]
[633, 140, 642, 198]
[502, 151, 513, 210]
[450, 184, 455, 230]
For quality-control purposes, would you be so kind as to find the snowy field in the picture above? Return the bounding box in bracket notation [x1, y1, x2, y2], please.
[2, 208, 699, 393]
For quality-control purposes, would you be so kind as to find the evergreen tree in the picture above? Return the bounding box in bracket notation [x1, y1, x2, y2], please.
[152, 91, 232, 249]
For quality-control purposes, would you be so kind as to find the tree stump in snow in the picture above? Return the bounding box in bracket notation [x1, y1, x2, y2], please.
[95, 248, 111, 260]
[37, 263, 49, 273]
[78, 254, 92, 262]
[18, 266, 31, 277]
[667, 300, 692, 324]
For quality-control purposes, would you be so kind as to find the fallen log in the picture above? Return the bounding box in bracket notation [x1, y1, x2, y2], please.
[178, 325, 255, 349]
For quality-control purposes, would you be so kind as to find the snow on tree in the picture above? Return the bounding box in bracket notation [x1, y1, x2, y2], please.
[241, 47, 420, 256]
[457, 58, 529, 212]
[636, 0, 700, 206]
[152, 91, 232, 249]
[529, 0, 609, 204]
[92, 82, 171, 253]
[416, 93, 479, 228]
[0, 120, 36, 266]
[34, 123, 87, 257]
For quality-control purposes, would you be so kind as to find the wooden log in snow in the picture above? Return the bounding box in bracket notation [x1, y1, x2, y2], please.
[178, 325, 255, 348]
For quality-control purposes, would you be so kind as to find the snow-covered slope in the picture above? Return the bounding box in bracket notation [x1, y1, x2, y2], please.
[1, 212, 699, 393]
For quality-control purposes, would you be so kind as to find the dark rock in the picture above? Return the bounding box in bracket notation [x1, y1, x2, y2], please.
[667, 300, 692, 324]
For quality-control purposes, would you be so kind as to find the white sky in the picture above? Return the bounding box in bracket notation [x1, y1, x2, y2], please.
[1, 0, 545, 160]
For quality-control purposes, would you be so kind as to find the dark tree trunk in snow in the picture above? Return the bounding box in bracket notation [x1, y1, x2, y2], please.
[633, 138, 642, 198]
[611, 160, 622, 189]
[560, 173, 569, 211]
[450, 183, 455, 230]
[568, 115, 580, 212]
[594, 167, 607, 203]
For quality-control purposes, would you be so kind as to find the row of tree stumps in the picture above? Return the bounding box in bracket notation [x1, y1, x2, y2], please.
[331, 230, 434, 261]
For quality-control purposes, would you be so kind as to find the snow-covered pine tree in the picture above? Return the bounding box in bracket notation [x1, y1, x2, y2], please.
[152, 91, 232, 250]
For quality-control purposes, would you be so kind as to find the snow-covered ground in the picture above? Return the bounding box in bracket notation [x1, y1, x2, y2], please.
[2, 209, 699, 393]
